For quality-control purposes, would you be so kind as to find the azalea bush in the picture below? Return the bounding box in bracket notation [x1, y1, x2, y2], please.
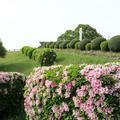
[0, 72, 25, 119]
[24, 63, 120, 120]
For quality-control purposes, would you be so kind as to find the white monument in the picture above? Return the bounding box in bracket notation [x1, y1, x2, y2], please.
[79, 27, 82, 41]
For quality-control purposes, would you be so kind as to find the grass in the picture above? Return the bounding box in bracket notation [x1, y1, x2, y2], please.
[0, 50, 120, 75]
[0, 51, 39, 75]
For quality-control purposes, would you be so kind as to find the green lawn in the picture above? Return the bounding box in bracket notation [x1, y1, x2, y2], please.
[0, 51, 39, 75]
[0, 50, 120, 75]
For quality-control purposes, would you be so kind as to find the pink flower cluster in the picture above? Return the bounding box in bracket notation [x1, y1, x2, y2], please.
[0, 72, 11, 83]
[24, 63, 120, 120]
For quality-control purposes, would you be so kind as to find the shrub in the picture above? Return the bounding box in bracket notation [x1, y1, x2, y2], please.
[108, 35, 120, 52]
[45, 42, 52, 48]
[27, 48, 36, 59]
[100, 41, 109, 51]
[75, 42, 80, 49]
[69, 39, 79, 48]
[49, 42, 56, 48]
[24, 63, 120, 120]
[54, 41, 62, 48]
[66, 43, 70, 48]
[91, 37, 106, 50]
[59, 41, 70, 49]
[21, 46, 32, 55]
[0, 72, 25, 119]
[36, 48, 56, 66]
[79, 39, 90, 50]
[85, 43, 92, 51]
[0, 40, 7, 58]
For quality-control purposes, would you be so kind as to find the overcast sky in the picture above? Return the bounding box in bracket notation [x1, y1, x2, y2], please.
[0, 0, 120, 50]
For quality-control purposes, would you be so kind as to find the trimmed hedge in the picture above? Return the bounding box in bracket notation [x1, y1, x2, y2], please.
[21, 46, 57, 66]
[69, 39, 79, 49]
[100, 41, 109, 51]
[0, 72, 25, 119]
[54, 41, 63, 48]
[85, 43, 92, 51]
[59, 41, 70, 49]
[108, 35, 120, 52]
[75, 42, 80, 49]
[24, 63, 120, 120]
[91, 37, 106, 50]
[79, 39, 90, 50]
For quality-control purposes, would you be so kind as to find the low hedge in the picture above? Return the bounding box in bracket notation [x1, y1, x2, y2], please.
[79, 39, 90, 50]
[0, 72, 25, 119]
[24, 63, 120, 120]
[21, 46, 57, 66]
[69, 39, 79, 49]
[100, 41, 109, 51]
[75, 42, 80, 49]
[91, 37, 106, 50]
[54, 41, 63, 48]
[85, 43, 92, 51]
[59, 41, 70, 49]
[108, 35, 120, 52]
[34, 48, 57, 66]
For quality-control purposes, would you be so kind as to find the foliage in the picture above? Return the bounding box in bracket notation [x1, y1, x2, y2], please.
[91, 37, 106, 50]
[74, 24, 102, 41]
[21, 47, 57, 66]
[0, 40, 7, 58]
[79, 39, 90, 50]
[54, 41, 63, 48]
[85, 43, 92, 51]
[69, 39, 79, 49]
[24, 63, 120, 120]
[108, 35, 120, 52]
[100, 41, 109, 51]
[59, 41, 70, 49]
[75, 42, 80, 49]
[0, 72, 25, 119]
[57, 30, 75, 41]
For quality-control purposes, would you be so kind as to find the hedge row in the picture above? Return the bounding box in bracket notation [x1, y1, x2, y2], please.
[0, 72, 25, 119]
[41, 35, 120, 52]
[24, 63, 120, 120]
[21, 46, 57, 66]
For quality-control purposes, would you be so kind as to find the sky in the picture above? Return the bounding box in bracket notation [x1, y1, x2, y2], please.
[0, 0, 120, 50]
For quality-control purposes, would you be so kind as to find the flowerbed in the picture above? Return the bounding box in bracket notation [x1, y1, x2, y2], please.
[0, 72, 25, 119]
[24, 63, 120, 120]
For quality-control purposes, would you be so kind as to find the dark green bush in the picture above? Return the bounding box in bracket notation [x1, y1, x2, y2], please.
[79, 39, 90, 50]
[100, 41, 109, 51]
[91, 37, 106, 50]
[0, 72, 25, 119]
[85, 43, 92, 51]
[45, 42, 52, 48]
[75, 42, 80, 49]
[27, 48, 36, 59]
[59, 41, 70, 49]
[21, 46, 32, 55]
[69, 39, 79, 48]
[54, 41, 62, 48]
[35, 48, 57, 66]
[49, 42, 56, 48]
[22, 46, 57, 66]
[66, 43, 70, 48]
[0, 41, 7, 58]
[108, 35, 120, 52]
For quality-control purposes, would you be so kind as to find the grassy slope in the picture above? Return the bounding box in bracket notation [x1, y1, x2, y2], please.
[56, 49, 120, 65]
[0, 51, 39, 75]
[0, 50, 120, 75]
